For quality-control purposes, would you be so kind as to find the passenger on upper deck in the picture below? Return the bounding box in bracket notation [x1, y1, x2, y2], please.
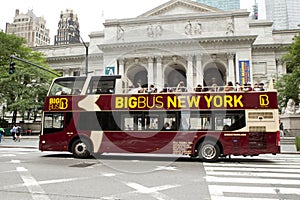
[253, 83, 260, 91]
[209, 84, 219, 92]
[224, 81, 234, 92]
[194, 84, 203, 92]
[259, 82, 265, 91]
[243, 82, 253, 91]
[176, 81, 187, 92]
[235, 82, 242, 91]
[55, 87, 67, 95]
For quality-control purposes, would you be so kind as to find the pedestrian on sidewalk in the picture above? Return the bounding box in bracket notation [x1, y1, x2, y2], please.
[0, 127, 4, 143]
[11, 124, 17, 141]
[15, 124, 22, 142]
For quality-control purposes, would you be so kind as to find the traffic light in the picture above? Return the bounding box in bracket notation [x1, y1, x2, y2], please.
[9, 61, 15, 74]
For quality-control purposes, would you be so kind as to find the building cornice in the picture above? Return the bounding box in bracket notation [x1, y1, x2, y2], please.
[249, 20, 273, 27]
[98, 35, 257, 51]
[272, 29, 300, 35]
[252, 43, 289, 50]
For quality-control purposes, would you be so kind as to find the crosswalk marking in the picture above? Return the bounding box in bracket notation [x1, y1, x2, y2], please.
[204, 155, 300, 200]
[206, 175, 300, 185]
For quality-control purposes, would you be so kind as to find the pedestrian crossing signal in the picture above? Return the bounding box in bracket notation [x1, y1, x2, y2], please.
[9, 61, 15, 74]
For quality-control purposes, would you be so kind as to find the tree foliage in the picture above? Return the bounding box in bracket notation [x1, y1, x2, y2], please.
[0, 32, 57, 124]
[276, 31, 300, 109]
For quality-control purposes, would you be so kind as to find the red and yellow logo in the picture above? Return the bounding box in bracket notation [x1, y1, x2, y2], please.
[259, 94, 269, 107]
[49, 98, 68, 110]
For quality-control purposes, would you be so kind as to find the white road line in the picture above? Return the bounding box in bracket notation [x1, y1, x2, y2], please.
[204, 166, 300, 173]
[0, 154, 16, 157]
[204, 163, 300, 168]
[209, 184, 300, 200]
[206, 171, 300, 178]
[0, 177, 85, 190]
[16, 167, 50, 200]
[154, 166, 177, 171]
[209, 185, 300, 196]
[205, 175, 300, 185]
[204, 161, 300, 200]
[126, 182, 180, 200]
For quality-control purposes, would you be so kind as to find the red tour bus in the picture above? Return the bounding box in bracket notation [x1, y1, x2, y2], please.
[39, 75, 280, 162]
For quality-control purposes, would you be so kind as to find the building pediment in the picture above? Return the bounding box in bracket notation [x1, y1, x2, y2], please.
[138, 0, 222, 17]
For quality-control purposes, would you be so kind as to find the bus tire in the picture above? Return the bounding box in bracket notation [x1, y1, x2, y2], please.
[198, 140, 220, 162]
[72, 139, 91, 159]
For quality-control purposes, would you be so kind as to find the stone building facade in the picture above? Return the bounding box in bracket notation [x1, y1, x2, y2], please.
[6, 9, 50, 47]
[35, 0, 299, 91]
[54, 9, 81, 45]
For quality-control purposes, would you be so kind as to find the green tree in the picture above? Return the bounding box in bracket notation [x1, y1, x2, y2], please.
[0, 32, 57, 124]
[276, 31, 300, 110]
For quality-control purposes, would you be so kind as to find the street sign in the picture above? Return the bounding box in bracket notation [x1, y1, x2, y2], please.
[105, 66, 115, 75]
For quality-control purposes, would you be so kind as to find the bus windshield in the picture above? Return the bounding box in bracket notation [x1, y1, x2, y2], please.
[48, 76, 87, 96]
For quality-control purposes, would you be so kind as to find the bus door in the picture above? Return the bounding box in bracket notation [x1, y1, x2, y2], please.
[41, 112, 71, 151]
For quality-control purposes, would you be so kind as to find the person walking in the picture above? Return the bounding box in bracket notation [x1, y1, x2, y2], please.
[0, 127, 4, 143]
[11, 124, 17, 141]
[15, 124, 22, 142]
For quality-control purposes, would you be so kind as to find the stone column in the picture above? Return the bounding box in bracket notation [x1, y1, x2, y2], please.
[156, 56, 163, 89]
[148, 57, 154, 86]
[116, 58, 125, 93]
[118, 58, 125, 76]
[187, 55, 193, 91]
[227, 52, 235, 83]
[196, 54, 203, 86]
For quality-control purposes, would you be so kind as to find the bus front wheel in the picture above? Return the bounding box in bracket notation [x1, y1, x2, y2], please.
[198, 141, 220, 162]
[72, 139, 91, 159]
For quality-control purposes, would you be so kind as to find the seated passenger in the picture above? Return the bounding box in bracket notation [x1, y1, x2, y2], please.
[194, 84, 203, 92]
[235, 82, 242, 91]
[56, 87, 67, 95]
[209, 84, 219, 92]
[224, 81, 234, 92]
[95, 88, 102, 94]
[176, 81, 187, 92]
[259, 82, 265, 91]
[253, 83, 260, 91]
[163, 122, 171, 130]
[223, 125, 230, 131]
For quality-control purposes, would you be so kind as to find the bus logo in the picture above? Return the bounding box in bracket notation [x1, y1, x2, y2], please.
[259, 95, 269, 107]
[49, 98, 69, 110]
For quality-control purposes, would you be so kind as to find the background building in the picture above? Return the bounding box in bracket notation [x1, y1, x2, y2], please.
[36, 0, 297, 91]
[265, 0, 300, 30]
[54, 9, 81, 45]
[196, 0, 240, 11]
[5, 9, 50, 47]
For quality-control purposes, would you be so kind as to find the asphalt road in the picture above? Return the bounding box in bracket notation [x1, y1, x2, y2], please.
[0, 146, 300, 200]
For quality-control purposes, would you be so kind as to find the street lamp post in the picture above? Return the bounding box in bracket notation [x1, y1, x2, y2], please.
[79, 36, 89, 76]
[68, 26, 89, 76]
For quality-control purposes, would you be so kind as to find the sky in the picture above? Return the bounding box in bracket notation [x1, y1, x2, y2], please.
[0, 0, 257, 44]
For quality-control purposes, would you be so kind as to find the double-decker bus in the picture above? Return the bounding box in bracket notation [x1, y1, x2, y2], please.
[39, 75, 280, 162]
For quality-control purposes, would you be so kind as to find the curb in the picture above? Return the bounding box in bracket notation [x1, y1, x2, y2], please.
[280, 151, 300, 154]
[0, 145, 38, 149]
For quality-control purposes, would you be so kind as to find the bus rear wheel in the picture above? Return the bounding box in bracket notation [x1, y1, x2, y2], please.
[72, 139, 91, 159]
[198, 141, 220, 162]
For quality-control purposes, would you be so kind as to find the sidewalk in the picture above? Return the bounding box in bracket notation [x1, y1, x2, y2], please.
[0, 136, 299, 154]
[0, 135, 39, 149]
